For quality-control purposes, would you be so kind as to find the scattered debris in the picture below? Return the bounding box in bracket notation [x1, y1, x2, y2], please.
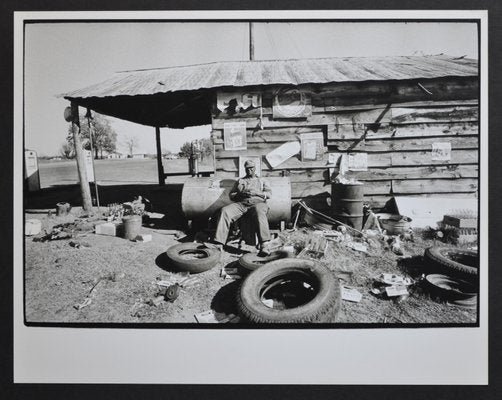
[122, 196, 146, 216]
[74, 274, 109, 310]
[346, 241, 368, 254]
[297, 232, 328, 260]
[106, 203, 124, 222]
[342, 286, 363, 303]
[194, 310, 240, 323]
[375, 273, 414, 286]
[33, 226, 73, 242]
[385, 285, 409, 297]
[135, 234, 152, 242]
[69, 240, 91, 249]
[156, 274, 201, 289]
[74, 297, 92, 310]
[148, 296, 165, 307]
[221, 265, 242, 280]
[164, 284, 181, 302]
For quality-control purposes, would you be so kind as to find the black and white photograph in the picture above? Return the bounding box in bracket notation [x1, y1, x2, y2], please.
[14, 10, 489, 385]
[23, 18, 481, 325]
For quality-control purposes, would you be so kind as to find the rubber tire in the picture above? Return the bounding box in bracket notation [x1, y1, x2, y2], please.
[237, 258, 341, 323]
[424, 246, 478, 280]
[166, 242, 220, 274]
[238, 250, 290, 272]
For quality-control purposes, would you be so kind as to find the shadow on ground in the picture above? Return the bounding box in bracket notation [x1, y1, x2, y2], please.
[211, 279, 241, 316]
[25, 183, 187, 230]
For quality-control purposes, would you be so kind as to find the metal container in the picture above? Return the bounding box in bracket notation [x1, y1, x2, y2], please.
[122, 215, 142, 240]
[181, 177, 291, 223]
[331, 182, 364, 230]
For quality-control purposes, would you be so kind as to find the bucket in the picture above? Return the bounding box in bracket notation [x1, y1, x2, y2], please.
[331, 183, 364, 230]
[122, 215, 142, 240]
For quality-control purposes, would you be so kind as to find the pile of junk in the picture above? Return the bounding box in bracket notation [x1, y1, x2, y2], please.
[163, 177, 479, 324]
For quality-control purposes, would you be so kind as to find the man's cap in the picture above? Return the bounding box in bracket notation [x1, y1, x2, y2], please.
[244, 160, 255, 168]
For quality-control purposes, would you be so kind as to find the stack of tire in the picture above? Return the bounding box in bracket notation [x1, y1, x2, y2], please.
[423, 246, 479, 309]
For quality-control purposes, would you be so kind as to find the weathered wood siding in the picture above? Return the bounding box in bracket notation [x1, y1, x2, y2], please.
[211, 77, 479, 210]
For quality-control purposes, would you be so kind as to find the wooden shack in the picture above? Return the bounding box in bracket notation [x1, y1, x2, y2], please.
[62, 55, 479, 211]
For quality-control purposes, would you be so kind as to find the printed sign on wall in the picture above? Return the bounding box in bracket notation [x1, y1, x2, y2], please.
[431, 142, 451, 161]
[217, 91, 262, 114]
[84, 150, 95, 182]
[348, 153, 368, 171]
[224, 122, 247, 151]
[273, 87, 312, 119]
[300, 132, 324, 161]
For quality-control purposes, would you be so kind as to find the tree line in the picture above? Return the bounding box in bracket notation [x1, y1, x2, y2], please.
[60, 113, 213, 160]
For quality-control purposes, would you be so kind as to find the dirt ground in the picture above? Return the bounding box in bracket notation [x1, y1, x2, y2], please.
[24, 204, 477, 325]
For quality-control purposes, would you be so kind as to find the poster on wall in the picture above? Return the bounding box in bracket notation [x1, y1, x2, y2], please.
[84, 150, 95, 182]
[431, 142, 452, 161]
[224, 122, 247, 151]
[273, 87, 312, 118]
[348, 152, 368, 171]
[300, 132, 324, 161]
[238, 156, 262, 178]
[217, 91, 261, 114]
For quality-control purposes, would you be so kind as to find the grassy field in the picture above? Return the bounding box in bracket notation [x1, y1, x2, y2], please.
[38, 158, 214, 188]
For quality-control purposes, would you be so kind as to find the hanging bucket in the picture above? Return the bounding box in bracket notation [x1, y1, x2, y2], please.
[331, 183, 364, 230]
[122, 215, 142, 240]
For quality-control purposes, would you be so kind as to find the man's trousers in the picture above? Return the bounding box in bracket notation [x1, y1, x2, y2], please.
[214, 202, 270, 245]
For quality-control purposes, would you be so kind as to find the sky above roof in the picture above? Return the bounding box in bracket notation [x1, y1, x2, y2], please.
[24, 21, 478, 156]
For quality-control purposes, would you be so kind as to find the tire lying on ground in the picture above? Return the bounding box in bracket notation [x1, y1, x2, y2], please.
[238, 250, 291, 273]
[237, 258, 341, 323]
[166, 242, 220, 274]
[424, 246, 478, 281]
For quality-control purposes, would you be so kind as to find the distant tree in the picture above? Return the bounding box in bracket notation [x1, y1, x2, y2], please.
[124, 136, 139, 156]
[179, 141, 192, 158]
[178, 139, 213, 160]
[66, 112, 117, 159]
[59, 142, 75, 159]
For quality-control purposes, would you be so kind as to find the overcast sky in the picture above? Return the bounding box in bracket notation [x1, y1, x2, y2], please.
[24, 21, 478, 156]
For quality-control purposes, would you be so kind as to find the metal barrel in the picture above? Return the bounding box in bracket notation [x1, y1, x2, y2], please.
[331, 182, 364, 230]
[181, 177, 291, 223]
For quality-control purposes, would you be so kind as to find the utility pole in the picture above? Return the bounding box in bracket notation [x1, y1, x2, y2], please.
[70, 102, 93, 212]
[249, 22, 254, 61]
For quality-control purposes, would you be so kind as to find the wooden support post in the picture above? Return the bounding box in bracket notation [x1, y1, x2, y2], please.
[70, 102, 93, 212]
[249, 22, 255, 61]
[155, 126, 165, 185]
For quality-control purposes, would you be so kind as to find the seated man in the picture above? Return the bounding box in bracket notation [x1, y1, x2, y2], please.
[213, 160, 272, 255]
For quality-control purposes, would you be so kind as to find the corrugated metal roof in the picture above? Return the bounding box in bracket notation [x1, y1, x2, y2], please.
[61, 55, 477, 99]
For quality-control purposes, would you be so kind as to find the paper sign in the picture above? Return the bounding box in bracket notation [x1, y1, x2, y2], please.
[431, 142, 451, 161]
[217, 91, 261, 112]
[84, 150, 95, 182]
[265, 141, 301, 168]
[385, 285, 409, 297]
[300, 132, 324, 161]
[224, 122, 247, 151]
[348, 153, 368, 171]
[342, 287, 363, 303]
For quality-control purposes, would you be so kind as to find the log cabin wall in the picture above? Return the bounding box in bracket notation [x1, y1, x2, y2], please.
[211, 77, 479, 211]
